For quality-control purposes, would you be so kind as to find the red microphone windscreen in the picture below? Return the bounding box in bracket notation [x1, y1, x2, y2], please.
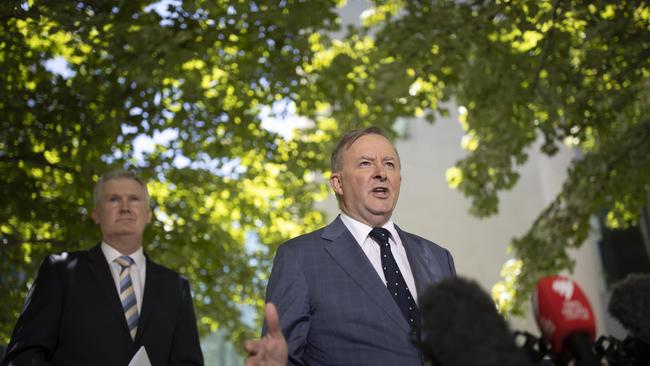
[532, 275, 596, 354]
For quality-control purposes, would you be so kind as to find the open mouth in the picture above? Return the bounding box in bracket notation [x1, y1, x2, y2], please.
[372, 187, 389, 196]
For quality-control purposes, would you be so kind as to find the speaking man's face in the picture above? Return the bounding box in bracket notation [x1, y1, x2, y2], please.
[330, 133, 401, 227]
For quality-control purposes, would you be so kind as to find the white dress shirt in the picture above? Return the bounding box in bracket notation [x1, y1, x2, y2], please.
[101, 242, 146, 313]
[339, 213, 419, 302]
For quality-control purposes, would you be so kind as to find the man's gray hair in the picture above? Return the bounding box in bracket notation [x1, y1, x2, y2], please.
[330, 126, 399, 172]
[93, 169, 150, 206]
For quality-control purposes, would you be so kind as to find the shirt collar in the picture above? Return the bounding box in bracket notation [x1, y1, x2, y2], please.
[339, 212, 399, 246]
[101, 242, 146, 267]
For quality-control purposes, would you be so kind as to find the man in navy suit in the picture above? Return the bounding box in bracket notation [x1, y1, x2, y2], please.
[264, 127, 456, 365]
[1, 169, 203, 366]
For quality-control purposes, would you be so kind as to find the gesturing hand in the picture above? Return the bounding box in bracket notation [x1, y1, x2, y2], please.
[244, 303, 288, 366]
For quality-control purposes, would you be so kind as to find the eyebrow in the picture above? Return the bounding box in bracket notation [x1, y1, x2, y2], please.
[106, 192, 142, 198]
[357, 155, 398, 163]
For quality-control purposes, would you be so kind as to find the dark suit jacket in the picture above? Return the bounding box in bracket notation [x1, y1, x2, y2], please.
[265, 216, 456, 366]
[1, 245, 203, 366]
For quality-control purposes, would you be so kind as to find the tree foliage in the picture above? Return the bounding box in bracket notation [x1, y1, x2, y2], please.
[291, 0, 650, 315]
[2, 0, 649, 346]
[0, 0, 344, 345]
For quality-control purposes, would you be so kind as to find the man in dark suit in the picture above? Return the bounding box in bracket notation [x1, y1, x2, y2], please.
[1, 169, 203, 366]
[264, 127, 456, 365]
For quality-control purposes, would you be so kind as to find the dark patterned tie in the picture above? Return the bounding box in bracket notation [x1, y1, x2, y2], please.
[115, 255, 139, 340]
[369, 228, 420, 338]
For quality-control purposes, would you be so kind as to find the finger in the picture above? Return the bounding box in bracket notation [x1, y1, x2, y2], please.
[244, 339, 259, 354]
[265, 303, 282, 338]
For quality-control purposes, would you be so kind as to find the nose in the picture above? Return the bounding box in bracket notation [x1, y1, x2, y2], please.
[373, 164, 387, 181]
[119, 200, 131, 213]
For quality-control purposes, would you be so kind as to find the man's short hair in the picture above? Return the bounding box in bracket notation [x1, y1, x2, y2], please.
[330, 126, 399, 172]
[93, 169, 150, 207]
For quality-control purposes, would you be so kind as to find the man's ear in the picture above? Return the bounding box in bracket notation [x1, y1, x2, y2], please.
[146, 207, 153, 224]
[330, 172, 343, 195]
[91, 209, 99, 224]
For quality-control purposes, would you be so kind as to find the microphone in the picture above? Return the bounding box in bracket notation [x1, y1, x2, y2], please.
[513, 330, 552, 364]
[602, 273, 650, 365]
[417, 276, 533, 366]
[608, 273, 650, 346]
[533, 275, 599, 366]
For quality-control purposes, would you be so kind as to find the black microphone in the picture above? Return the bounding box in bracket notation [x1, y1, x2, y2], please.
[602, 273, 650, 365]
[609, 273, 650, 346]
[417, 276, 533, 366]
[513, 330, 553, 364]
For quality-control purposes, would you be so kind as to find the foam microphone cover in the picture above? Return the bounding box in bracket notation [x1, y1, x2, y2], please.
[533, 275, 596, 354]
[418, 276, 532, 366]
[608, 273, 650, 345]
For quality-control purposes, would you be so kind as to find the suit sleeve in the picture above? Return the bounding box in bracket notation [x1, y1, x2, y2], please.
[264, 244, 310, 366]
[445, 248, 456, 276]
[2, 256, 64, 366]
[168, 277, 204, 366]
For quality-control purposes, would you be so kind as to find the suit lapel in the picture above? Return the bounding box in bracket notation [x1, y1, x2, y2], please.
[323, 216, 410, 333]
[397, 226, 444, 296]
[87, 245, 131, 335]
[135, 255, 160, 343]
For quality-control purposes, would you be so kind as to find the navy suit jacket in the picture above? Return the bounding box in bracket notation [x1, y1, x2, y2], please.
[1, 245, 203, 366]
[265, 216, 456, 366]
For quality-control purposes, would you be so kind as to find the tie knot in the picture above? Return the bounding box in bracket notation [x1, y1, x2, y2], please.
[369, 227, 391, 246]
[115, 255, 135, 269]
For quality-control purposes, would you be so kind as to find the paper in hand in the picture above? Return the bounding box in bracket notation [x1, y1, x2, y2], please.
[128, 346, 152, 366]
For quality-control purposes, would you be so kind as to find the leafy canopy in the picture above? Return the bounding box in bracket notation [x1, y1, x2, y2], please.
[0, 0, 343, 345]
[2, 0, 649, 346]
[292, 0, 650, 315]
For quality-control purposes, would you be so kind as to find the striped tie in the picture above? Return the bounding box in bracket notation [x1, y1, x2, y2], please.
[115, 256, 138, 340]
